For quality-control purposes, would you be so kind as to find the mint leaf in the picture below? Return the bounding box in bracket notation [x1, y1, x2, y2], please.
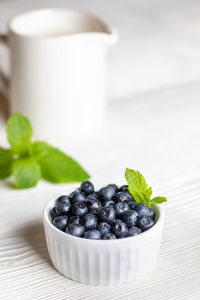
[0, 147, 13, 179]
[125, 168, 167, 206]
[7, 113, 32, 155]
[12, 157, 41, 189]
[150, 196, 167, 204]
[125, 168, 152, 203]
[31, 141, 90, 183]
[130, 190, 147, 204]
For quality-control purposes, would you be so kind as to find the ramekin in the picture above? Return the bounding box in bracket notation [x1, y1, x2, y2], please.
[43, 191, 164, 285]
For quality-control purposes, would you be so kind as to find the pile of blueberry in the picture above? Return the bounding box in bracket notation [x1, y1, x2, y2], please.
[50, 181, 156, 240]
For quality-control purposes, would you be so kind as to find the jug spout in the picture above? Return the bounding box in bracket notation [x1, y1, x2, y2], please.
[103, 26, 118, 46]
[85, 13, 119, 46]
[64, 10, 119, 46]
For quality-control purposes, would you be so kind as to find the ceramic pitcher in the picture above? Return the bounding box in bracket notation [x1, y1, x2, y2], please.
[0, 8, 118, 140]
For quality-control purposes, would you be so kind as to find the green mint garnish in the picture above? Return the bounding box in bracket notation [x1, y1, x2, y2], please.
[125, 168, 167, 206]
[0, 148, 13, 179]
[150, 196, 167, 204]
[12, 157, 41, 189]
[31, 141, 89, 183]
[0, 112, 90, 189]
[7, 113, 32, 155]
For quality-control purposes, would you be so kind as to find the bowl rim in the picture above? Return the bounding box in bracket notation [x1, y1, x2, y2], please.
[43, 189, 164, 244]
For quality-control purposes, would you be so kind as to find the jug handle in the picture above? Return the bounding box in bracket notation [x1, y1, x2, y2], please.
[0, 34, 9, 99]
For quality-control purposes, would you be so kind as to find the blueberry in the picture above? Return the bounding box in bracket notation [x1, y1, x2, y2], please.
[55, 195, 71, 215]
[72, 202, 88, 217]
[99, 207, 116, 224]
[134, 203, 150, 218]
[68, 216, 81, 225]
[149, 207, 156, 220]
[97, 222, 111, 236]
[107, 184, 118, 193]
[125, 192, 135, 203]
[87, 194, 98, 200]
[115, 201, 129, 216]
[81, 214, 98, 230]
[102, 200, 115, 208]
[86, 196, 102, 214]
[94, 191, 101, 199]
[121, 210, 138, 226]
[137, 217, 154, 231]
[112, 219, 128, 238]
[102, 233, 117, 240]
[114, 192, 129, 203]
[83, 229, 101, 240]
[119, 185, 128, 193]
[50, 207, 57, 220]
[128, 201, 136, 210]
[66, 224, 85, 237]
[52, 215, 68, 231]
[99, 186, 116, 201]
[71, 190, 86, 205]
[81, 180, 94, 195]
[128, 226, 142, 236]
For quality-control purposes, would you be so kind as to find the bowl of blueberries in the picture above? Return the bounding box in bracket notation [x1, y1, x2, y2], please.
[43, 180, 164, 285]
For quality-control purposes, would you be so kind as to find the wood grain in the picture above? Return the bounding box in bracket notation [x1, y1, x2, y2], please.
[1, 82, 200, 299]
[0, 175, 200, 299]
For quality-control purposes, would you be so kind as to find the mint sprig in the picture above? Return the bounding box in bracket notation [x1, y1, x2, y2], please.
[125, 168, 167, 206]
[0, 113, 90, 189]
[0, 148, 12, 179]
[31, 141, 89, 183]
[12, 157, 41, 189]
[6, 113, 32, 155]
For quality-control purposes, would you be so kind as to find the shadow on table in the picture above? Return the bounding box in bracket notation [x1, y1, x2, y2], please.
[21, 220, 53, 268]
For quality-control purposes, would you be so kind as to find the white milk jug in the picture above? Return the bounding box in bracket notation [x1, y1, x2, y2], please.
[0, 8, 118, 140]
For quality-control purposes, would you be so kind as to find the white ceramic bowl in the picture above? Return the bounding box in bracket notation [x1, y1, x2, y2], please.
[43, 192, 164, 285]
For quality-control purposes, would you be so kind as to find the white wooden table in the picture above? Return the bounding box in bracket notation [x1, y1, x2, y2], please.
[1, 1, 200, 299]
[1, 81, 200, 299]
